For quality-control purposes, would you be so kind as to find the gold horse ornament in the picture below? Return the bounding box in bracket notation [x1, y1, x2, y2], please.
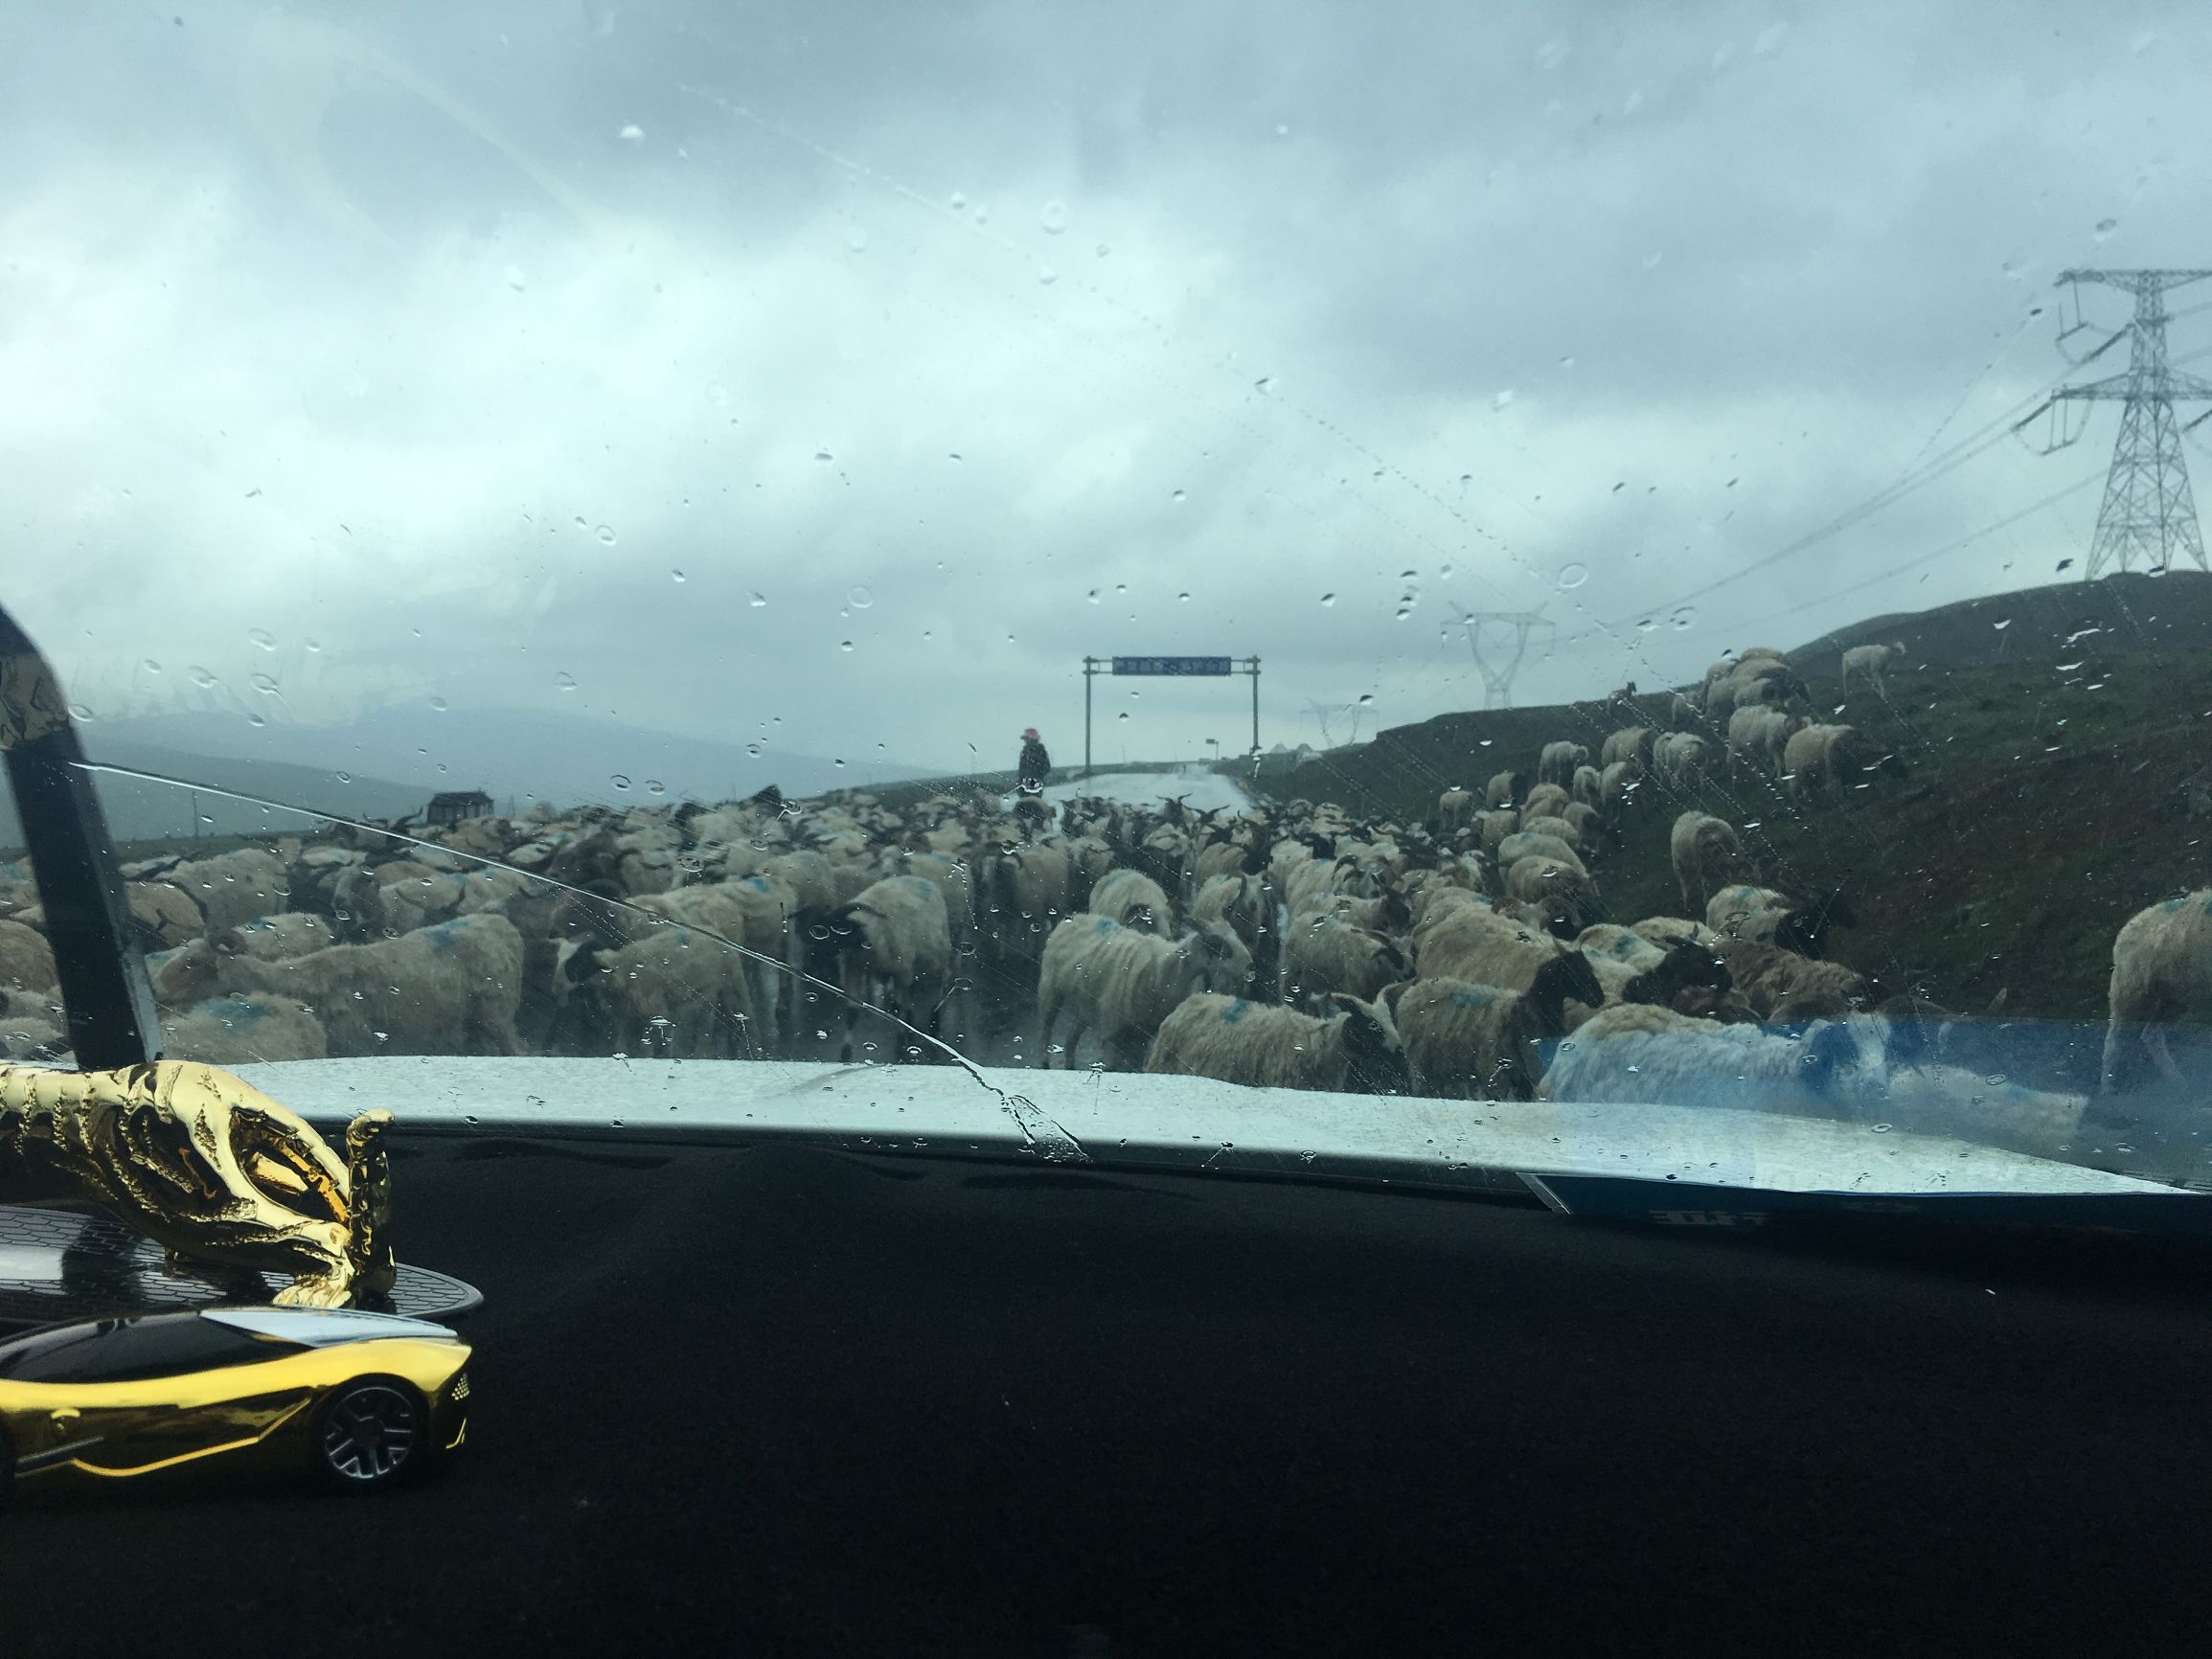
[0, 1060, 394, 1308]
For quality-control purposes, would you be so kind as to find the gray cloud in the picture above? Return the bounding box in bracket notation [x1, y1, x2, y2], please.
[5, 1, 2208, 783]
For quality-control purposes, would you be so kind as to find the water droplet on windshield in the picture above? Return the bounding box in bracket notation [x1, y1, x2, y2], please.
[1177, 592, 1191, 602]
[1993, 617, 2012, 630]
[672, 569, 685, 582]
[647, 780, 666, 795]
[948, 191, 967, 210]
[247, 628, 276, 651]
[556, 671, 578, 692]
[619, 123, 645, 143]
[249, 673, 278, 694]
[595, 524, 616, 545]
[1320, 592, 1335, 606]
[2094, 216, 2117, 241]
[335, 771, 352, 784]
[505, 265, 527, 292]
[840, 640, 855, 652]
[1357, 693, 1375, 706]
[1039, 200, 1069, 234]
[1557, 562, 1590, 590]
[749, 592, 767, 608]
[1670, 606, 1697, 631]
[429, 695, 448, 712]
[610, 775, 631, 791]
[848, 585, 874, 608]
[140, 658, 162, 674]
[1171, 489, 1187, 504]
[1086, 588, 1101, 603]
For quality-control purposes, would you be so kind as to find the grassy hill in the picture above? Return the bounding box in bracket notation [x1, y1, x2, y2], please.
[1264, 572, 2212, 1038]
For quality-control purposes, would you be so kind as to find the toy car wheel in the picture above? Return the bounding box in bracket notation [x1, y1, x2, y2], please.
[314, 1377, 423, 1490]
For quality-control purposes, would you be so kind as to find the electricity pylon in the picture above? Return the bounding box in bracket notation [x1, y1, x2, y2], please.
[2046, 268, 2212, 578]
[1449, 606, 1554, 709]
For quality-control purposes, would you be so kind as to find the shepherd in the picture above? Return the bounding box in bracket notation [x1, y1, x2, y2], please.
[1014, 726, 1052, 840]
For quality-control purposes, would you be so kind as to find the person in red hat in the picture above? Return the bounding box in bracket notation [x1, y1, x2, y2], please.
[1014, 727, 1052, 839]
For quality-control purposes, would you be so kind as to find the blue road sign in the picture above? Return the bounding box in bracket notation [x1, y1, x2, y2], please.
[1111, 656, 1233, 676]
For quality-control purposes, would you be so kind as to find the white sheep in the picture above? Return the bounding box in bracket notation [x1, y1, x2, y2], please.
[1840, 641, 1907, 693]
[163, 992, 329, 1065]
[0, 918, 55, 996]
[1783, 722, 1902, 798]
[828, 875, 953, 1063]
[2100, 892, 2212, 1094]
[637, 872, 800, 1046]
[1521, 783, 1573, 823]
[556, 922, 759, 1059]
[223, 912, 337, 961]
[1653, 732, 1715, 791]
[1484, 769, 1528, 809]
[1145, 990, 1410, 1095]
[1414, 897, 1569, 990]
[1571, 765, 1604, 811]
[1538, 741, 1590, 787]
[1090, 867, 1176, 934]
[1599, 727, 1653, 773]
[160, 847, 288, 936]
[1669, 811, 1748, 914]
[977, 843, 1074, 963]
[1037, 915, 1251, 1069]
[1496, 830, 1585, 875]
[1389, 951, 1603, 1100]
[207, 912, 527, 1057]
[1725, 705, 1800, 778]
[1437, 788, 1477, 838]
[1475, 809, 1520, 856]
[1283, 914, 1409, 1007]
[1503, 855, 1599, 935]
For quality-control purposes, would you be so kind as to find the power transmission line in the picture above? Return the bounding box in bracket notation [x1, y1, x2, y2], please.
[1448, 606, 1554, 708]
[2037, 267, 2212, 577]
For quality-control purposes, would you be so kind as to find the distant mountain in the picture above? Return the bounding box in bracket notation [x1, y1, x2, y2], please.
[0, 736, 425, 850]
[70, 706, 924, 816]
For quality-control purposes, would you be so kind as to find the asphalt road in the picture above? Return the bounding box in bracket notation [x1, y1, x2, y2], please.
[11, 1138, 2212, 1655]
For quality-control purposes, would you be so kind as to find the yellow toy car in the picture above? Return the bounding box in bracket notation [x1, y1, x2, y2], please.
[0, 1307, 470, 1493]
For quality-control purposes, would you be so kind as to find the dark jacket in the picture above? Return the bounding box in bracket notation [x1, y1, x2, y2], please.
[1017, 739, 1051, 791]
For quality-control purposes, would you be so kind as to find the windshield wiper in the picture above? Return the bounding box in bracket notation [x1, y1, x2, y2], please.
[0, 602, 161, 1068]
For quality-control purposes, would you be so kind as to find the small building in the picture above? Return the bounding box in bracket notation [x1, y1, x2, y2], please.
[425, 789, 494, 828]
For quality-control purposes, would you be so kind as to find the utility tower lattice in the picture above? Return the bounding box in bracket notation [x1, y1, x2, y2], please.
[2046, 268, 2212, 579]
[1451, 608, 1555, 710]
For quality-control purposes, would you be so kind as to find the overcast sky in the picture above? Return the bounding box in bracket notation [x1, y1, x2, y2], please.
[5, 2, 2208, 783]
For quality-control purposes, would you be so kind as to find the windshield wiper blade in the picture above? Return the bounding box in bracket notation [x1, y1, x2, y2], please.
[0, 603, 161, 1069]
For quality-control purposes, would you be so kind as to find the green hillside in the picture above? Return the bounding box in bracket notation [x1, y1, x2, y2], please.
[1263, 576, 2212, 1034]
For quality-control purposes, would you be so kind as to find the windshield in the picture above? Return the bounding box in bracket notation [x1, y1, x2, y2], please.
[7, 5, 2211, 1198]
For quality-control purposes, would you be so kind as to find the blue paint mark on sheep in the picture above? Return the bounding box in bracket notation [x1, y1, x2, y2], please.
[217, 999, 269, 1031]
[2164, 898, 2185, 913]
[741, 875, 772, 892]
[1449, 989, 1495, 1009]
[425, 921, 465, 951]
[1093, 918, 1119, 935]
[1217, 1000, 1253, 1024]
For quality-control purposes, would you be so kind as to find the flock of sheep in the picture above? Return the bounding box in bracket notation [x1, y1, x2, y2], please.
[0, 631, 2203, 1173]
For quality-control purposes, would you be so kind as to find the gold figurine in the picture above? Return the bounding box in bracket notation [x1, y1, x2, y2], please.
[0, 1059, 394, 1308]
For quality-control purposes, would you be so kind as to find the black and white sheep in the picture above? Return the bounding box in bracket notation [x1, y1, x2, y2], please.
[1388, 951, 1602, 1100]
[1145, 990, 1410, 1095]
